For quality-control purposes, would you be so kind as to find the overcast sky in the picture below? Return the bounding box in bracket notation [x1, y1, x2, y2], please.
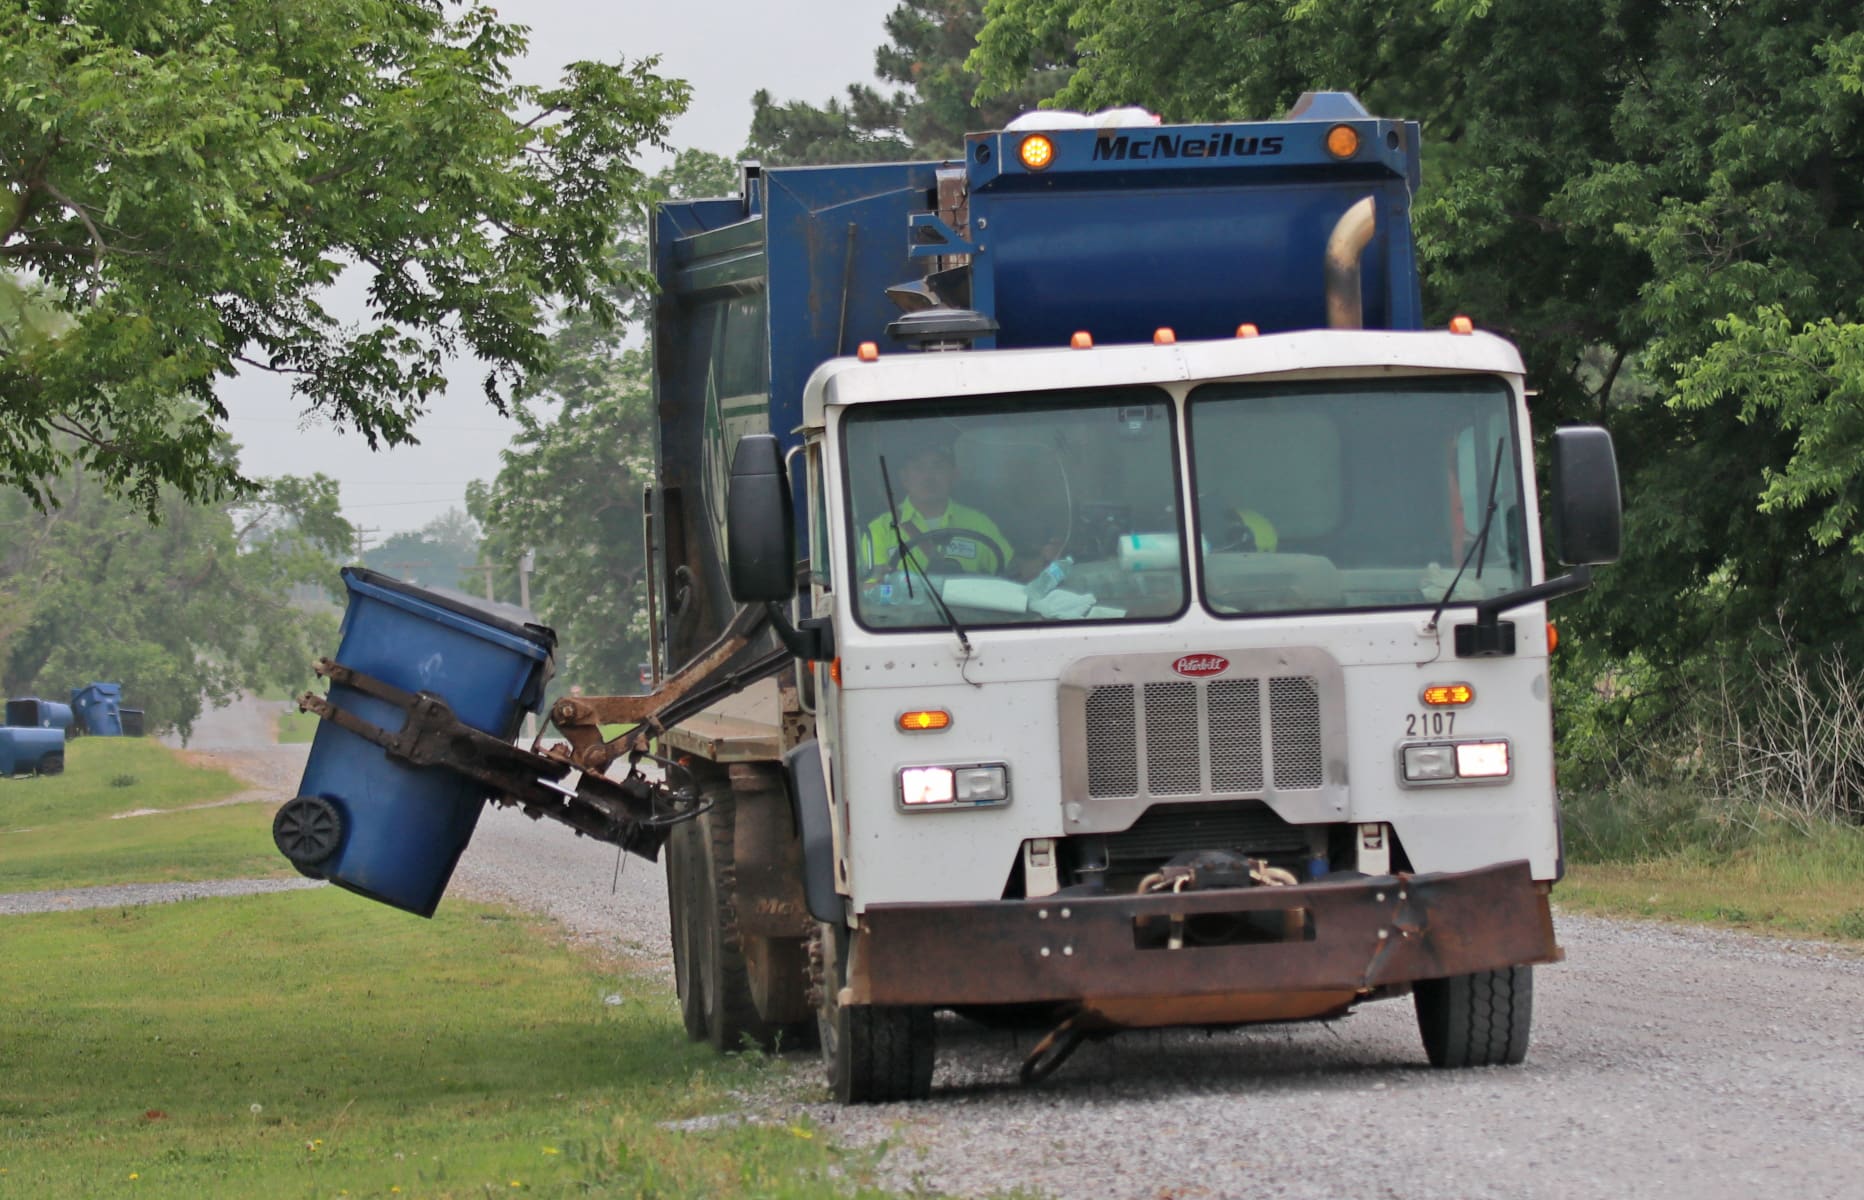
[221, 1, 899, 542]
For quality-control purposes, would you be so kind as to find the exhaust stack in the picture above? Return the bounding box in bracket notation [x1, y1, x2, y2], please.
[1324, 197, 1377, 330]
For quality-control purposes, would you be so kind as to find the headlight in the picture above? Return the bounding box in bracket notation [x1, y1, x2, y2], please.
[1400, 739, 1510, 784]
[898, 763, 1009, 809]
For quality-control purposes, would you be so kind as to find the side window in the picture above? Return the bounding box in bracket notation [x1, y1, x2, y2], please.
[809, 446, 832, 593]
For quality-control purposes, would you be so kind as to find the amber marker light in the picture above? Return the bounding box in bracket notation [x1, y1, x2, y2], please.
[1019, 134, 1055, 170]
[1547, 622, 1560, 653]
[828, 657, 842, 685]
[1153, 327, 1176, 345]
[1422, 684, 1474, 706]
[1236, 323, 1260, 338]
[1325, 124, 1360, 159]
[898, 709, 952, 732]
[857, 342, 879, 361]
[1070, 330, 1094, 349]
[1449, 315, 1475, 335]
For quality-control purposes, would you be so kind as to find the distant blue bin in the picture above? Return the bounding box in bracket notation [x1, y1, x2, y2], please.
[288, 567, 556, 917]
[71, 683, 124, 736]
[6, 698, 74, 734]
[0, 726, 65, 775]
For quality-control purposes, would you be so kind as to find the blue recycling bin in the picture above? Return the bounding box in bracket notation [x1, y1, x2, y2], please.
[0, 726, 66, 775]
[6, 698, 74, 734]
[70, 683, 124, 736]
[286, 568, 555, 917]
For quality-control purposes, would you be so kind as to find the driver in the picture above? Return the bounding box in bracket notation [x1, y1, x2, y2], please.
[863, 441, 1013, 578]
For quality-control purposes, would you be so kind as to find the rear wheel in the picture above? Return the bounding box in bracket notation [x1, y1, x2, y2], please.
[693, 781, 777, 1053]
[1414, 965, 1533, 1068]
[815, 922, 935, 1103]
[665, 819, 708, 1042]
[36, 752, 64, 776]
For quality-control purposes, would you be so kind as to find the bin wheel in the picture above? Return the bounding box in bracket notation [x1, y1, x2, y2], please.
[1414, 965, 1533, 1068]
[815, 921, 935, 1103]
[666, 818, 709, 1041]
[273, 796, 344, 868]
[36, 752, 64, 777]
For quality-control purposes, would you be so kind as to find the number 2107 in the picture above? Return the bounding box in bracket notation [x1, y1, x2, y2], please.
[1406, 711, 1456, 737]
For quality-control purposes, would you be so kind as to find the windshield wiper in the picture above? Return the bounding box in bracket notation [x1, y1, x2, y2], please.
[1425, 436, 1506, 634]
[879, 454, 974, 656]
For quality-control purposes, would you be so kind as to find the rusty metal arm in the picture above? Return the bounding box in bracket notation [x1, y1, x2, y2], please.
[303, 658, 675, 861]
[547, 602, 790, 772]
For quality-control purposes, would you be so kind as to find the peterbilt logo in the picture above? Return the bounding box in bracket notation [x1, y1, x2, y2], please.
[1172, 654, 1229, 677]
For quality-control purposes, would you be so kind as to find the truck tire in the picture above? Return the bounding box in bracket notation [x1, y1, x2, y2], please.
[665, 819, 708, 1042]
[815, 921, 935, 1103]
[1414, 965, 1533, 1068]
[694, 782, 778, 1053]
[36, 752, 64, 776]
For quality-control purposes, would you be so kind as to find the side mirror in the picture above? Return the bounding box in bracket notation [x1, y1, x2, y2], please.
[726, 434, 797, 602]
[1549, 426, 1622, 566]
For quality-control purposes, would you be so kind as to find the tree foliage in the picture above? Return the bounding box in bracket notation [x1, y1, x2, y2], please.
[0, 451, 352, 737]
[975, 0, 1864, 704]
[744, 0, 1067, 165]
[1, 0, 689, 511]
[361, 508, 483, 594]
[469, 150, 740, 694]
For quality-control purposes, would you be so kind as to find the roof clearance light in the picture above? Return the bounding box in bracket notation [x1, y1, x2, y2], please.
[1019, 134, 1055, 171]
[1153, 327, 1176, 345]
[1326, 124, 1360, 159]
[1236, 323, 1260, 338]
[857, 341, 879, 361]
[1071, 331, 1094, 349]
[1422, 684, 1474, 707]
[898, 709, 952, 733]
[1455, 741, 1511, 778]
[1449, 315, 1475, 335]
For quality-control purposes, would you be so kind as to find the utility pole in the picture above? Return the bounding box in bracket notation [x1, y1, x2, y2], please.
[351, 526, 380, 563]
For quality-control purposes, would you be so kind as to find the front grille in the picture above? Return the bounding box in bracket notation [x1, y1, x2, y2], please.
[1104, 801, 1309, 867]
[1085, 674, 1324, 799]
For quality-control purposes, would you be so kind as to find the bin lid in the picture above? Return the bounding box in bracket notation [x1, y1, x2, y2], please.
[340, 567, 557, 659]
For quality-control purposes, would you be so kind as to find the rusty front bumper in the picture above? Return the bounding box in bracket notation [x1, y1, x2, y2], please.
[847, 860, 1559, 1009]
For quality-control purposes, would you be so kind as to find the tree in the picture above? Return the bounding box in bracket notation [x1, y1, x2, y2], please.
[1, 0, 689, 511]
[362, 508, 483, 593]
[744, 1, 1068, 165]
[0, 450, 352, 737]
[973, 0, 1864, 713]
[469, 150, 741, 695]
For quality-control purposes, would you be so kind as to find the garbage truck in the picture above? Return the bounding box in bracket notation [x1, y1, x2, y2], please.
[279, 93, 1623, 1102]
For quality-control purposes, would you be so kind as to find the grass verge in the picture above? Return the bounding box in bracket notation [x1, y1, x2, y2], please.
[0, 739, 287, 891]
[276, 710, 319, 744]
[1558, 786, 1864, 942]
[0, 890, 878, 1199]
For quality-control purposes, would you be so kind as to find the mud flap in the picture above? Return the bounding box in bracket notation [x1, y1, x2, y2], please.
[783, 740, 841, 923]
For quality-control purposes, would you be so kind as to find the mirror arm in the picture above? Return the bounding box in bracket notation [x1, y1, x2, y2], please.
[766, 601, 835, 663]
[1455, 565, 1593, 659]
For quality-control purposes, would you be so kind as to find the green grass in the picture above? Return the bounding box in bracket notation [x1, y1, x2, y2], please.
[0, 740, 286, 891]
[0, 891, 888, 1199]
[1557, 774, 1864, 942]
[276, 710, 320, 744]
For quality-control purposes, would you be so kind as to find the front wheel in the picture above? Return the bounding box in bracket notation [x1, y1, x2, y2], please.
[1414, 965, 1533, 1068]
[814, 922, 935, 1103]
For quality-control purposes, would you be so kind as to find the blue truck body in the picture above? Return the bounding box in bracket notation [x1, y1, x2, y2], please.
[649, 93, 1423, 669]
[0, 726, 64, 776]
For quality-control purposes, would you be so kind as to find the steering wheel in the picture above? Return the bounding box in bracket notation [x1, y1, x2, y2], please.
[884, 526, 1011, 576]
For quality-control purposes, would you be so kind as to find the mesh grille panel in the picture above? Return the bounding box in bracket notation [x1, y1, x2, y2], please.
[1084, 685, 1138, 797]
[1269, 676, 1323, 789]
[1105, 801, 1311, 864]
[1144, 682, 1202, 794]
[1207, 679, 1263, 792]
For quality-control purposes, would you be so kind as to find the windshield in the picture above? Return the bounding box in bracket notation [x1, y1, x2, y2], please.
[843, 387, 1186, 630]
[1188, 376, 1527, 617]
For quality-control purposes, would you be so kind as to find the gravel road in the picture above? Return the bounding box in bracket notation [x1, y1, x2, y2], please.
[457, 804, 1864, 1200]
[33, 695, 1861, 1198]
